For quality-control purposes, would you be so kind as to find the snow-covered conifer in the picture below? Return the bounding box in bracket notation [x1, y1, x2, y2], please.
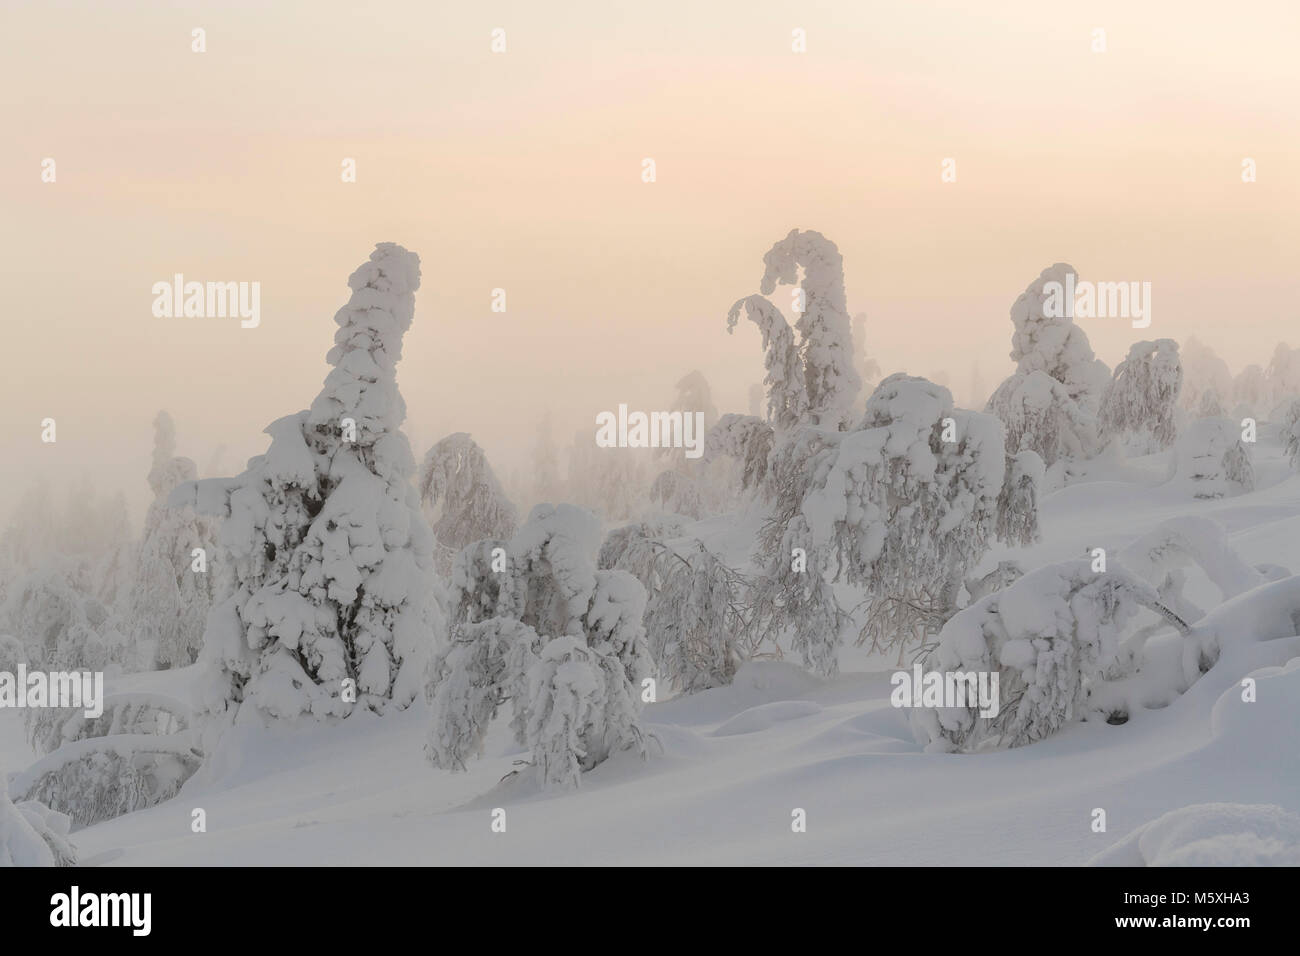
[170, 243, 437, 736]
[1179, 336, 1233, 412]
[996, 450, 1044, 547]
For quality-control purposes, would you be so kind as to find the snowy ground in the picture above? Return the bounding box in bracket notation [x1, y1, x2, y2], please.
[4, 439, 1298, 866]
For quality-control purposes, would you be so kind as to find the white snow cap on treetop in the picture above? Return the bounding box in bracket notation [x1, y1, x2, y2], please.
[309, 242, 422, 442]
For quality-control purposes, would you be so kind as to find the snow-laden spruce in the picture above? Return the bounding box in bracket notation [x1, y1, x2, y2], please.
[987, 264, 1110, 479]
[1280, 398, 1300, 472]
[599, 519, 745, 692]
[131, 411, 217, 669]
[647, 371, 727, 519]
[1098, 339, 1182, 452]
[426, 504, 652, 790]
[418, 432, 518, 556]
[170, 243, 438, 740]
[727, 229, 862, 431]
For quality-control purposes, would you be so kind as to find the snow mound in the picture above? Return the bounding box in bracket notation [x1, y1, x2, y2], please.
[1089, 803, 1300, 866]
[713, 701, 823, 737]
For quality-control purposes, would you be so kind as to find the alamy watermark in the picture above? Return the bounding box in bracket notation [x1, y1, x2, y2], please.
[890, 664, 1000, 718]
[152, 274, 260, 328]
[595, 404, 705, 459]
[0, 665, 104, 719]
[1043, 272, 1151, 329]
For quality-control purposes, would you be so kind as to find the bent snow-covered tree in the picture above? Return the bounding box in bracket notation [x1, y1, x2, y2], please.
[727, 229, 862, 431]
[425, 504, 651, 790]
[987, 264, 1110, 478]
[418, 432, 518, 559]
[1099, 339, 1182, 453]
[170, 243, 438, 740]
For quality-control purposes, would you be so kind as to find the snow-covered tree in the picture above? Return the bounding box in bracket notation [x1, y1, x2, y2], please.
[418, 432, 518, 557]
[1279, 398, 1300, 472]
[425, 504, 652, 790]
[1171, 418, 1255, 498]
[1098, 339, 1182, 452]
[996, 450, 1044, 547]
[704, 413, 774, 496]
[170, 243, 438, 739]
[728, 229, 862, 431]
[132, 413, 217, 669]
[910, 560, 1183, 753]
[1231, 364, 1267, 418]
[1179, 336, 1233, 413]
[567, 430, 647, 522]
[646, 371, 725, 518]
[599, 520, 745, 692]
[1194, 387, 1225, 419]
[987, 264, 1110, 475]
[752, 375, 1011, 671]
[1265, 342, 1300, 406]
[851, 312, 882, 394]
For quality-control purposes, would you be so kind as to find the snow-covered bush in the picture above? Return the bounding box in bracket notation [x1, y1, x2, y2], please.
[170, 243, 438, 738]
[727, 229, 862, 431]
[418, 432, 518, 557]
[425, 504, 652, 790]
[11, 735, 202, 830]
[1098, 339, 1182, 452]
[996, 451, 1044, 547]
[599, 521, 745, 692]
[987, 264, 1109, 475]
[910, 561, 1180, 752]
[1171, 418, 1255, 498]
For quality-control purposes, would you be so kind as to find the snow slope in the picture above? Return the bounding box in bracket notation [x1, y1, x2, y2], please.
[4, 447, 1299, 866]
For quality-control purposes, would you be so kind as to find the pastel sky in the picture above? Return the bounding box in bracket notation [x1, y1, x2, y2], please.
[3, 0, 1297, 519]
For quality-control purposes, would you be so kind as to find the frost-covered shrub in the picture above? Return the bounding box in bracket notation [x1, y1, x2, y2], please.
[425, 504, 652, 790]
[419, 432, 518, 554]
[599, 521, 744, 693]
[910, 562, 1175, 752]
[11, 735, 202, 830]
[170, 243, 439, 738]
[1172, 418, 1254, 498]
[1098, 339, 1182, 451]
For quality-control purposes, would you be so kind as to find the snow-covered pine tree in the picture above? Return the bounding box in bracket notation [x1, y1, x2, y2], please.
[132, 412, 217, 669]
[1195, 388, 1226, 419]
[1231, 364, 1267, 418]
[996, 450, 1044, 547]
[425, 504, 651, 789]
[1098, 338, 1183, 452]
[418, 432, 518, 554]
[987, 264, 1110, 477]
[170, 243, 438, 738]
[1264, 342, 1300, 406]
